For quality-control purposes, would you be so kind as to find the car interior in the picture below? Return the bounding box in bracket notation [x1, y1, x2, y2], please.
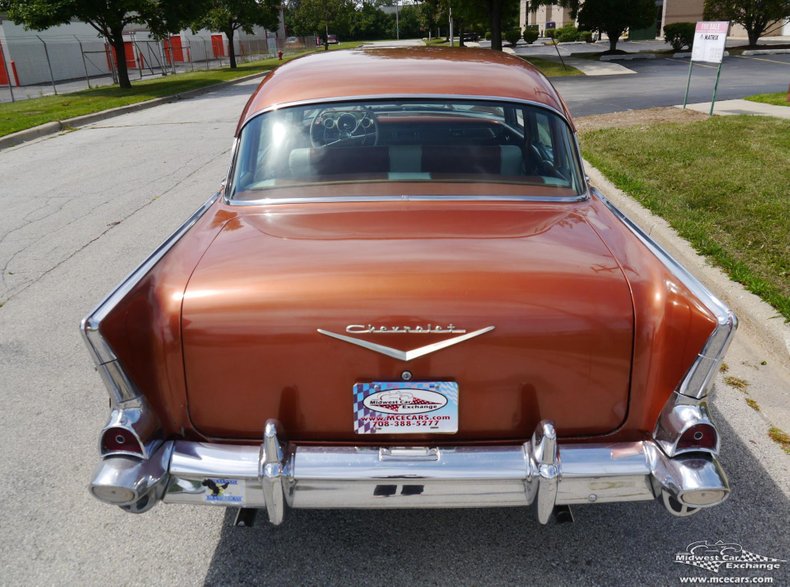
[231, 100, 583, 196]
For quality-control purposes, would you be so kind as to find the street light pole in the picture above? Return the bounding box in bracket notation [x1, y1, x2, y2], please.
[395, 1, 400, 41]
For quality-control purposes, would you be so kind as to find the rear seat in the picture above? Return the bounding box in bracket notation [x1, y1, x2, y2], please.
[288, 145, 525, 178]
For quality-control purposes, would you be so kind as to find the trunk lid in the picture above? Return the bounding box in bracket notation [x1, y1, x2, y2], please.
[181, 202, 633, 442]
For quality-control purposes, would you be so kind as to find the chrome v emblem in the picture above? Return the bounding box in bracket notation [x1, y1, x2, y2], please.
[317, 326, 495, 361]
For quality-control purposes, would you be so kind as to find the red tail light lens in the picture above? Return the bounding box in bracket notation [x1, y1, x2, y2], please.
[676, 423, 718, 452]
[101, 427, 143, 456]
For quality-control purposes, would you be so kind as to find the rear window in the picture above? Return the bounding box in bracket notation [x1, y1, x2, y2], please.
[230, 99, 584, 200]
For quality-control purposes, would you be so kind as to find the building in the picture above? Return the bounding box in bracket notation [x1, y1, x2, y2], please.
[520, 1, 790, 40]
[520, 3, 575, 34]
[0, 15, 275, 87]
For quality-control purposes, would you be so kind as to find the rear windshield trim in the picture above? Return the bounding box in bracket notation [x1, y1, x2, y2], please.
[228, 193, 590, 206]
[227, 95, 585, 204]
[238, 94, 572, 137]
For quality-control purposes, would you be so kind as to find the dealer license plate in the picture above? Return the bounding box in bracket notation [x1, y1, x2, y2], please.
[352, 381, 459, 435]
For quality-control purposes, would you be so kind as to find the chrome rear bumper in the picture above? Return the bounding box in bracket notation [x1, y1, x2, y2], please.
[90, 419, 729, 523]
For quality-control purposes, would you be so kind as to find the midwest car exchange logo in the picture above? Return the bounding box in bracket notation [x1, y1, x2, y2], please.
[675, 540, 785, 573]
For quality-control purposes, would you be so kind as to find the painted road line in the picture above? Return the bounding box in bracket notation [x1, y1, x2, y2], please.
[734, 54, 790, 66]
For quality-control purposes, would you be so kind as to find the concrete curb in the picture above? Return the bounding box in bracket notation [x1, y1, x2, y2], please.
[600, 53, 656, 61]
[585, 161, 790, 371]
[742, 48, 790, 55]
[0, 70, 268, 151]
[671, 51, 730, 59]
[599, 47, 788, 61]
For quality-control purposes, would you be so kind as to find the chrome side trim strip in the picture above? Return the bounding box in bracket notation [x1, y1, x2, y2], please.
[80, 192, 220, 405]
[592, 187, 737, 399]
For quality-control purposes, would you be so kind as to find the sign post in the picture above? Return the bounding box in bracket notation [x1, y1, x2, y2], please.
[683, 21, 729, 114]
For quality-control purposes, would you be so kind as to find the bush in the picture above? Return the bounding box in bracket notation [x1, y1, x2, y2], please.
[555, 24, 579, 42]
[545, 28, 556, 39]
[504, 28, 522, 46]
[484, 31, 492, 41]
[664, 22, 695, 51]
[579, 30, 593, 43]
[523, 27, 539, 44]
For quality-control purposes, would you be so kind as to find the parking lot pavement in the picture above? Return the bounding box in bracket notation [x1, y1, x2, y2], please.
[554, 53, 790, 116]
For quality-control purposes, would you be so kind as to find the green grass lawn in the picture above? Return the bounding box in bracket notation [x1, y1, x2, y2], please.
[745, 92, 790, 107]
[520, 56, 583, 77]
[0, 42, 368, 138]
[579, 116, 790, 320]
[423, 38, 451, 46]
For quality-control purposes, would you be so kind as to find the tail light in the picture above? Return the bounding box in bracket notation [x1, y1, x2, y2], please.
[98, 404, 161, 459]
[654, 394, 720, 457]
[101, 426, 144, 457]
[676, 423, 718, 452]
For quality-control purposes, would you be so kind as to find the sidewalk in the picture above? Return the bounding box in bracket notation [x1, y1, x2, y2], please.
[680, 99, 790, 118]
[562, 57, 635, 76]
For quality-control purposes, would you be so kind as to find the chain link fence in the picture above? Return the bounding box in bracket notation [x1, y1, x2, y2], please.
[0, 31, 281, 103]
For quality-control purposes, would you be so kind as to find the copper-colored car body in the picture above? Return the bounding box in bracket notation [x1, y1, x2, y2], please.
[84, 49, 736, 524]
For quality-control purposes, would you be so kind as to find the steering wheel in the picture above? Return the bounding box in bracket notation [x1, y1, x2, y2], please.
[310, 107, 378, 148]
[528, 143, 563, 179]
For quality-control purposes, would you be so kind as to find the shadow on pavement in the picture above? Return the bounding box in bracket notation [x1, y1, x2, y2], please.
[202, 406, 790, 586]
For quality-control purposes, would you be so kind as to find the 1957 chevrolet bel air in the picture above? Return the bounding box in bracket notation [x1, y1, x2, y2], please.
[84, 48, 736, 525]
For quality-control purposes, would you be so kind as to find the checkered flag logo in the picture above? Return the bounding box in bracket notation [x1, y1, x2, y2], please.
[675, 557, 726, 573]
[675, 540, 786, 574]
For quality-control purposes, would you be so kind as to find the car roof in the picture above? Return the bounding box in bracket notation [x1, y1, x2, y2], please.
[236, 47, 574, 134]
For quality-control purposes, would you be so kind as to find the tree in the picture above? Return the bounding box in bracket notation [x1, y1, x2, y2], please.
[351, 2, 392, 40]
[285, 0, 355, 49]
[578, 0, 655, 52]
[704, 0, 790, 47]
[192, 0, 279, 68]
[486, 0, 506, 50]
[529, 0, 655, 53]
[1, 0, 202, 89]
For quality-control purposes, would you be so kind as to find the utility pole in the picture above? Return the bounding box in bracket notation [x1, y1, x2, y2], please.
[449, 4, 453, 47]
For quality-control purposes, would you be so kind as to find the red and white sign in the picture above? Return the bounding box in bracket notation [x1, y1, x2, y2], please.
[691, 21, 729, 64]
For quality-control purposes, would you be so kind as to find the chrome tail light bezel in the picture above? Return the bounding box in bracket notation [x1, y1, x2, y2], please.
[654, 393, 720, 457]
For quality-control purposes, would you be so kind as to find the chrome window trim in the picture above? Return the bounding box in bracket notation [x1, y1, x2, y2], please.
[238, 94, 572, 132]
[592, 187, 737, 399]
[225, 94, 587, 206]
[80, 192, 221, 405]
[229, 193, 590, 206]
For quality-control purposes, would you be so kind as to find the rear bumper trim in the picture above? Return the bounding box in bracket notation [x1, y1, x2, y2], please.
[91, 419, 730, 523]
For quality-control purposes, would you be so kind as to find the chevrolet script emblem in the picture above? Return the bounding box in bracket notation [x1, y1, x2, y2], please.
[317, 324, 495, 361]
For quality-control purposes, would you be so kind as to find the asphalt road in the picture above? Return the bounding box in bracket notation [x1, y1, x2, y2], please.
[0, 77, 788, 586]
[553, 53, 790, 116]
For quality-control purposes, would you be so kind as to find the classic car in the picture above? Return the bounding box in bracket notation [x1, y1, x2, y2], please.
[85, 48, 736, 526]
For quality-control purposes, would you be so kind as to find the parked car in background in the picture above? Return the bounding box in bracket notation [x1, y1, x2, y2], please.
[461, 32, 480, 42]
[86, 48, 736, 526]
